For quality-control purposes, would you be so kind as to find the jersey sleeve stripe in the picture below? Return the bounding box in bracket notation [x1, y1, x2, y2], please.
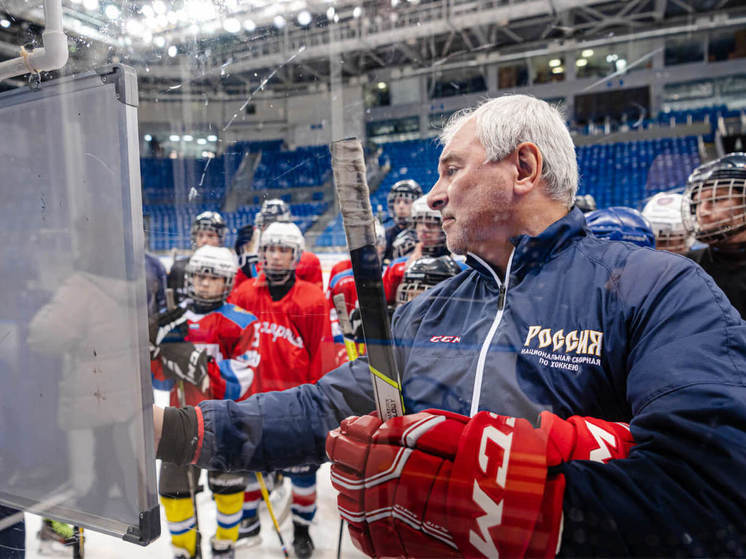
[217, 304, 258, 330]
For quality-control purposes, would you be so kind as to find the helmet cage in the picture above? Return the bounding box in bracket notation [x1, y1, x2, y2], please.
[256, 200, 292, 229]
[396, 279, 431, 305]
[190, 212, 227, 248]
[682, 177, 746, 243]
[185, 263, 235, 306]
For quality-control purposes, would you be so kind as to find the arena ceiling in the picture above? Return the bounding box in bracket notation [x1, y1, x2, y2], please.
[0, 0, 744, 95]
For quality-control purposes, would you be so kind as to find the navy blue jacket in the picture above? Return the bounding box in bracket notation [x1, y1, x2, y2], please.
[196, 208, 746, 555]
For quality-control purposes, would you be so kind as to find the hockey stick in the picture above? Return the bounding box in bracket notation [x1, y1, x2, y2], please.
[256, 472, 289, 559]
[330, 138, 405, 420]
[332, 293, 359, 361]
[165, 288, 202, 558]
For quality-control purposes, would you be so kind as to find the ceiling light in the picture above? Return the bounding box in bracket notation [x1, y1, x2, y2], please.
[377, 81, 387, 90]
[616, 59, 627, 71]
[548, 58, 561, 68]
[183, 134, 194, 141]
[141, 4, 154, 18]
[273, 15, 286, 28]
[223, 17, 241, 33]
[297, 10, 311, 25]
[82, 0, 99, 10]
[153, 0, 167, 14]
[169, 134, 180, 141]
[103, 4, 119, 19]
[168, 45, 178, 57]
[333, 14, 339, 22]
[391, 0, 399, 6]
[581, 49, 594, 58]
[144, 134, 153, 141]
[197, 138, 207, 145]
[0, 19, 10, 28]
[207, 135, 218, 142]
[153, 36, 166, 47]
[551, 66, 564, 74]
[127, 18, 144, 35]
[352, 6, 362, 17]
[576, 58, 588, 67]
[243, 18, 256, 31]
[201, 151, 215, 158]
[326, 7, 334, 18]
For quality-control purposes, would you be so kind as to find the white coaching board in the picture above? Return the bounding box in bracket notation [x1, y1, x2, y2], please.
[0, 65, 159, 545]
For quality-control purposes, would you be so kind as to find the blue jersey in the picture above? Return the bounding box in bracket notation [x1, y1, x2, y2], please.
[196, 208, 746, 555]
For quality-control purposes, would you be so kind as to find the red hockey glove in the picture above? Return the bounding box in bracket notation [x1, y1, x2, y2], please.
[327, 409, 633, 558]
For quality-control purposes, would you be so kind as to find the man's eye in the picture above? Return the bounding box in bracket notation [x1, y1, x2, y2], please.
[447, 167, 458, 176]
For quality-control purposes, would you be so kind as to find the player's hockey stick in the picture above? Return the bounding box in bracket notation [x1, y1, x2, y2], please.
[330, 138, 405, 420]
[165, 288, 203, 558]
[256, 472, 289, 558]
[332, 293, 359, 361]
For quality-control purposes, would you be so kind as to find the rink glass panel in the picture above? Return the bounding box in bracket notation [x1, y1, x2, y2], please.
[0, 67, 159, 543]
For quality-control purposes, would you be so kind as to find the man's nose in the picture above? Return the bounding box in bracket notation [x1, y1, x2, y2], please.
[428, 180, 447, 211]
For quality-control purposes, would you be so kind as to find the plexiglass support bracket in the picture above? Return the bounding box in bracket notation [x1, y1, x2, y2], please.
[123, 503, 160, 546]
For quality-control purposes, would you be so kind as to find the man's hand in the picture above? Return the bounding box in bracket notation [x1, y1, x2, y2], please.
[326, 410, 633, 558]
[153, 405, 164, 451]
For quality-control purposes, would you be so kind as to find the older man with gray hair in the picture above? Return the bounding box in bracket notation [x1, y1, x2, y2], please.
[155, 95, 746, 557]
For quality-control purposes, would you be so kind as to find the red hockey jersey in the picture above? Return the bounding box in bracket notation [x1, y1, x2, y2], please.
[151, 303, 260, 406]
[229, 274, 338, 393]
[382, 255, 409, 305]
[326, 259, 357, 315]
[232, 251, 323, 293]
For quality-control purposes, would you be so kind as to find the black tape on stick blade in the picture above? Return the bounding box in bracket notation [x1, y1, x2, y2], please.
[330, 138, 404, 420]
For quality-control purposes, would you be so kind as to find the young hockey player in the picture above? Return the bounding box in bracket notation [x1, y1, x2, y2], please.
[683, 152, 746, 317]
[383, 195, 452, 305]
[232, 223, 258, 292]
[155, 96, 746, 558]
[247, 199, 323, 290]
[383, 179, 422, 262]
[642, 192, 693, 254]
[151, 245, 260, 559]
[167, 211, 226, 305]
[228, 221, 337, 558]
[394, 254, 463, 306]
[585, 206, 656, 247]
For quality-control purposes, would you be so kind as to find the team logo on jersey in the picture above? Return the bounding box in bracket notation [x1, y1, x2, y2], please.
[520, 325, 603, 372]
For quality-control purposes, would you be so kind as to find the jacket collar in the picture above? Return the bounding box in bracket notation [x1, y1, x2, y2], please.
[465, 207, 588, 283]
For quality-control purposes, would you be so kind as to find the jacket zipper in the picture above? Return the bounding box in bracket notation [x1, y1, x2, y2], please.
[469, 250, 514, 417]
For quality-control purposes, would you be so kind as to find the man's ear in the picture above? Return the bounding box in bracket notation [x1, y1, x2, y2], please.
[514, 142, 543, 196]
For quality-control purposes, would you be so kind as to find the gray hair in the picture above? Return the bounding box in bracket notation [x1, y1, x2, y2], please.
[440, 95, 578, 208]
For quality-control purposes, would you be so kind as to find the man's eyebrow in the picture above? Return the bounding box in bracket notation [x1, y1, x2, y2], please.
[439, 152, 462, 165]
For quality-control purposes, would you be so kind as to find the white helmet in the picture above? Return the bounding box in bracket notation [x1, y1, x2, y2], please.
[642, 192, 692, 254]
[411, 196, 441, 224]
[260, 222, 305, 283]
[186, 246, 238, 307]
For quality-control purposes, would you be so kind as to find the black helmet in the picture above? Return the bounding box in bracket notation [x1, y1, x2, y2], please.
[682, 153, 746, 243]
[256, 198, 292, 230]
[190, 211, 226, 248]
[387, 180, 423, 226]
[396, 255, 461, 305]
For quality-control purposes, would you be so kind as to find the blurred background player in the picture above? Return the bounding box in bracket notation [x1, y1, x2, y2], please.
[229, 222, 337, 559]
[383, 196, 453, 305]
[395, 255, 463, 306]
[145, 251, 168, 316]
[642, 192, 693, 255]
[233, 223, 258, 292]
[683, 152, 746, 318]
[326, 219, 386, 318]
[383, 179, 422, 262]
[585, 206, 656, 248]
[168, 211, 227, 305]
[574, 194, 597, 213]
[151, 245, 261, 559]
[253, 198, 323, 290]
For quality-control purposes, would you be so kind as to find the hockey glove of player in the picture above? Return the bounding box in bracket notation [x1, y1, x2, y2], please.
[148, 306, 188, 360]
[158, 342, 209, 391]
[326, 409, 634, 558]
